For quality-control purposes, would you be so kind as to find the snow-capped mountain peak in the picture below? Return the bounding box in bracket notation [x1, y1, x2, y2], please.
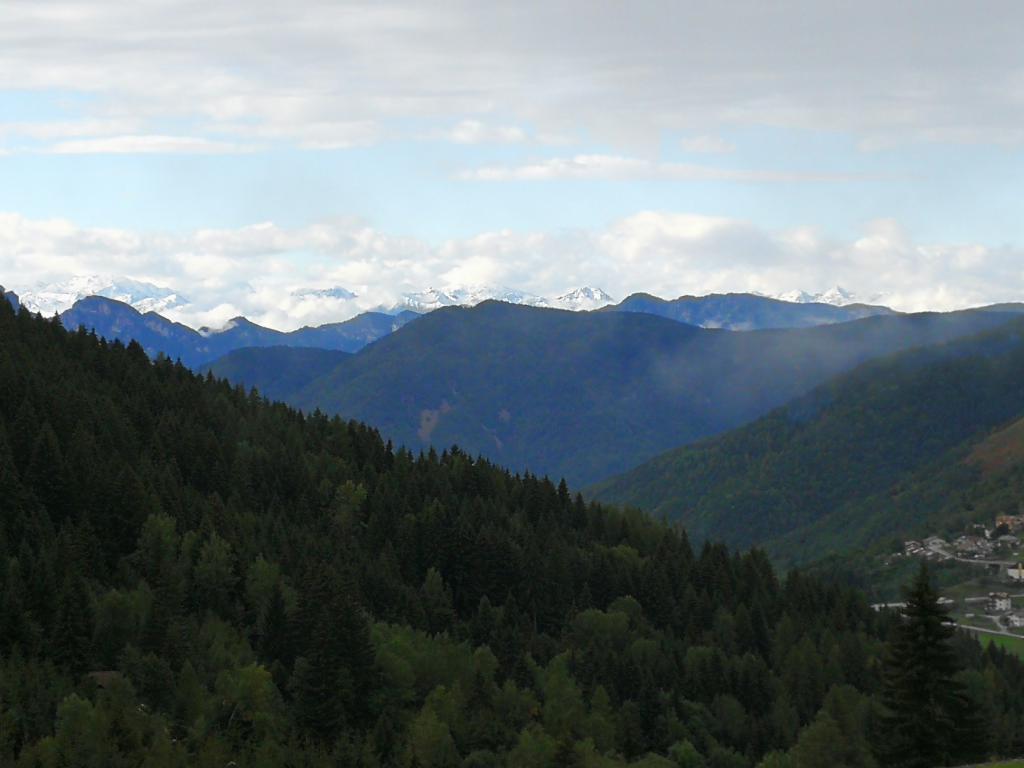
[384, 284, 614, 313]
[774, 286, 871, 307]
[16, 275, 189, 316]
[815, 286, 859, 306]
[389, 285, 552, 313]
[291, 286, 358, 301]
[552, 287, 615, 311]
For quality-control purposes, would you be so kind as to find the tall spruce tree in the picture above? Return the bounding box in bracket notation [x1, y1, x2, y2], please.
[876, 564, 989, 767]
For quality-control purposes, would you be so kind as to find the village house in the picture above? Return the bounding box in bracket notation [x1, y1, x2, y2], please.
[988, 592, 1012, 614]
[954, 535, 993, 557]
[903, 540, 924, 556]
[997, 534, 1020, 550]
[996, 515, 1024, 533]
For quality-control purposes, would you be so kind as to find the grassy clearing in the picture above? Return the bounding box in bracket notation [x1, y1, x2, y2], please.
[960, 628, 1024, 659]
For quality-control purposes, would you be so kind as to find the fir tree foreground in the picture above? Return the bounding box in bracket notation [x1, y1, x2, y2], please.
[1, 300, 1023, 765]
[877, 565, 988, 768]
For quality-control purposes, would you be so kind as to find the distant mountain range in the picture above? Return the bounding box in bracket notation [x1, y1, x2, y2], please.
[606, 292, 892, 330]
[11, 275, 619, 320]
[15, 275, 190, 317]
[0, 287, 905, 391]
[11, 274, 889, 326]
[58, 296, 419, 368]
[12, 280, 1024, 510]
[209, 302, 1020, 486]
[385, 285, 616, 313]
[8, 276, 932, 370]
[590, 315, 1024, 563]
[772, 285, 882, 306]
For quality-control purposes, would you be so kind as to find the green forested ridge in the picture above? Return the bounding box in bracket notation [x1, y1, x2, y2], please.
[591, 317, 1024, 563]
[2, 300, 1023, 767]
[213, 300, 1016, 487]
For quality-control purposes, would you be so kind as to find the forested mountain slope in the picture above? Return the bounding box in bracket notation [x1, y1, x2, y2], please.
[591, 317, 1024, 563]
[199, 346, 351, 404]
[4, 297, 1024, 765]
[277, 302, 1016, 486]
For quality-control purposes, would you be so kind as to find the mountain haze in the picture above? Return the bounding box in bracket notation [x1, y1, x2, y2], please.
[223, 302, 1021, 487]
[606, 292, 893, 330]
[200, 346, 351, 403]
[591, 316, 1024, 562]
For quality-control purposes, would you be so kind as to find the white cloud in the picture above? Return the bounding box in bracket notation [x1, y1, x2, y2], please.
[3, 210, 1024, 331]
[680, 135, 736, 154]
[1, 1, 1022, 150]
[0, 119, 142, 140]
[459, 154, 870, 182]
[47, 135, 259, 155]
[442, 120, 528, 144]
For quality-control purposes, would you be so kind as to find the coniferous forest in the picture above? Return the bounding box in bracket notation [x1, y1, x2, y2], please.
[4, 301, 1024, 767]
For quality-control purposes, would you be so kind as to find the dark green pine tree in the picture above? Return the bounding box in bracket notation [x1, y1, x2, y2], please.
[51, 570, 92, 673]
[25, 422, 71, 523]
[257, 582, 291, 665]
[876, 564, 989, 767]
[291, 563, 378, 741]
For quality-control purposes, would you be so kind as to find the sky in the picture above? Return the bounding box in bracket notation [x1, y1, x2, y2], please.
[2, 0, 1024, 329]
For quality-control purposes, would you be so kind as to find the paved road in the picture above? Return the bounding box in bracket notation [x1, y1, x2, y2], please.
[957, 623, 1024, 640]
[954, 555, 1018, 566]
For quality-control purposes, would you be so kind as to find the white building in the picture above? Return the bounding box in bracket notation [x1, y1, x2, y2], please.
[988, 592, 1012, 614]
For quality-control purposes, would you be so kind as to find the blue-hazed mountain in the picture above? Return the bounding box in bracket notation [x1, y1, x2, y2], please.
[58, 295, 419, 367]
[200, 346, 351, 403]
[605, 292, 894, 330]
[1, 286, 18, 311]
[590, 315, 1024, 563]
[210, 301, 1019, 487]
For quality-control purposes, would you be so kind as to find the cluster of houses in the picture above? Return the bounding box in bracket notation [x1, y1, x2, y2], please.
[900, 523, 1021, 565]
[986, 592, 1024, 628]
[901, 536, 954, 560]
[953, 534, 997, 557]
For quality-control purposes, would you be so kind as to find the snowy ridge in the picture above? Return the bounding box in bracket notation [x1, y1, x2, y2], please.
[552, 287, 615, 311]
[391, 285, 550, 313]
[387, 285, 614, 313]
[16, 275, 189, 317]
[773, 286, 886, 307]
[291, 286, 358, 301]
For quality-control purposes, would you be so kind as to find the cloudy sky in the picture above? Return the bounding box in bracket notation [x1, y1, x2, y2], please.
[2, 0, 1024, 328]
